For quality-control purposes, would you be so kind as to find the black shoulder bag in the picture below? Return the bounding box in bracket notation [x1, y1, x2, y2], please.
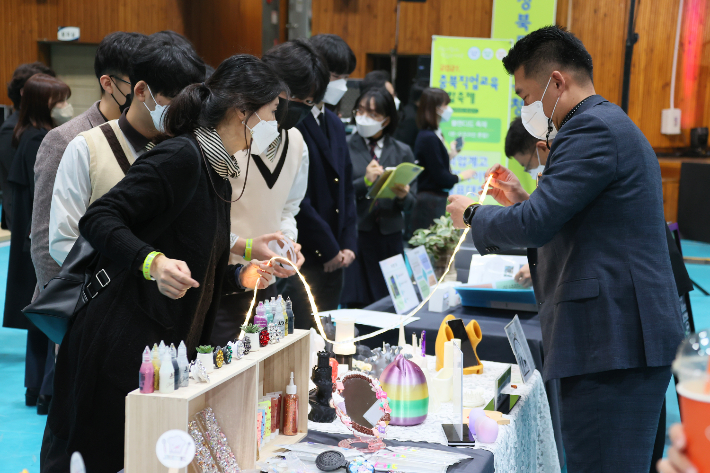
[23, 127, 201, 344]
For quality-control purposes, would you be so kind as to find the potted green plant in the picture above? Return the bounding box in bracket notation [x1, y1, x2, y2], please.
[408, 215, 462, 280]
[196, 345, 215, 373]
[241, 324, 262, 352]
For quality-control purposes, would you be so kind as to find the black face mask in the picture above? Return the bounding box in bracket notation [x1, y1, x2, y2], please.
[109, 76, 132, 114]
[277, 97, 312, 130]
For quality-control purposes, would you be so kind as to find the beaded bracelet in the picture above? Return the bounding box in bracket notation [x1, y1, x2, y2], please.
[245, 238, 253, 261]
[142, 251, 163, 281]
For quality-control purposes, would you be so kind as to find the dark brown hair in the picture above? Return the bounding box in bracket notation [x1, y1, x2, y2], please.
[6, 62, 55, 109]
[12, 74, 70, 147]
[416, 87, 450, 131]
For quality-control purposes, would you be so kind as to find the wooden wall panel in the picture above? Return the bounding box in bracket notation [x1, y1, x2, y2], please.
[0, 0, 188, 106]
[312, 0, 710, 150]
[185, 0, 263, 69]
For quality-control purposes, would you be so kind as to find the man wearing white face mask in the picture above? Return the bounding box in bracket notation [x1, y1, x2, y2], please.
[447, 27, 683, 472]
[48, 33, 206, 265]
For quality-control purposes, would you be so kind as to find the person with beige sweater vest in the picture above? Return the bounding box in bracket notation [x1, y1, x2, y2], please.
[47, 33, 205, 266]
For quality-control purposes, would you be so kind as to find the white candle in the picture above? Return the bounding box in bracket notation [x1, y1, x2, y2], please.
[333, 315, 356, 355]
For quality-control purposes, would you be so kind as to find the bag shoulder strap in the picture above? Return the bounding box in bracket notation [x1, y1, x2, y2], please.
[98, 122, 131, 174]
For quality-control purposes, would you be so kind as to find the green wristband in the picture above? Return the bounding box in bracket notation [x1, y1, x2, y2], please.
[142, 251, 163, 281]
[364, 175, 373, 187]
[245, 238, 253, 261]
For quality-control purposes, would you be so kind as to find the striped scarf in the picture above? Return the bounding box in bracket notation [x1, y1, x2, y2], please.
[193, 126, 240, 179]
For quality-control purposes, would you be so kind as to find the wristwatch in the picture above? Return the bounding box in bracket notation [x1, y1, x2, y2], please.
[463, 203, 481, 227]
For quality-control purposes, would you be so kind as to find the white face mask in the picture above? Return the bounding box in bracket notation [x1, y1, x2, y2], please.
[143, 85, 169, 133]
[355, 114, 385, 138]
[438, 105, 454, 122]
[246, 112, 280, 155]
[323, 78, 348, 105]
[527, 149, 545, 180]
[51, 104, 74, 126]
[394, 96, 401, 110]
[520, 76, 560, 141]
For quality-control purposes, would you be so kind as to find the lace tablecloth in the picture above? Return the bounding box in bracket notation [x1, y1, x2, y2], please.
[308, 360, 560, 473]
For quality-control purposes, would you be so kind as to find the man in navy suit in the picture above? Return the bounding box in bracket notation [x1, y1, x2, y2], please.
[280, 35, 359, 324]
[447, 27, 684, 472]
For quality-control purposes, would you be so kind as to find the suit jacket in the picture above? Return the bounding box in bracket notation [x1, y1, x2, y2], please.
[415, 129, 459, 194]
[0, 111, 20, 228]
[30, 101, 105, 295]
[296, 108, 358, 263]
[348, 132, 416, 234]
[470, 95, 684, 381]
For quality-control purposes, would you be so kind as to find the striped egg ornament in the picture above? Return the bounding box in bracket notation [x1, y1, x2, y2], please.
[379, 354, 429, 426]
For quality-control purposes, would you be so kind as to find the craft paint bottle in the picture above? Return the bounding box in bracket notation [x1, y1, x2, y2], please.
[152, 343, 161, 390]
[255, 302, 267, 329]
[170, 343, 180, 390]
[273, 304, 285, 339]
[286, 298, 295, 334]
[270, 297, 278, 318]
[264, 301, 273, 325]
[283, 372, 298, 435]
[159, 340, 166, 358]
[139, 346, 154, 394]
[159, 352, 175, 393]
[278, 295, 288, 336]
[177, 341, 190, 388]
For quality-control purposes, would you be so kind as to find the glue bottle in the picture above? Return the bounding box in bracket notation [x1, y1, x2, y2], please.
[177, 341, 190, 388]
[283, 372, 298, 436]
[286, 298, 295, 335]
[170, 343, 180, 391]
[273, 302, 286, 339]
[255, 301, 268, 329]
[151, 343, 161, 390]
[159, 352, 175, 394]
[139, 346, 154, 394]
[278, 295, 288, 336]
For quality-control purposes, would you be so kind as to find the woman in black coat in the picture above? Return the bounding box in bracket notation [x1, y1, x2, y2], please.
[41, 55, 284, 473]
[342, 87, 415, 307]
[410, 87, 474, 233]
[3, 73, 72, 413]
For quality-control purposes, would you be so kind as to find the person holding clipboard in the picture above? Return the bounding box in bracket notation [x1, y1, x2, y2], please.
[341, 87, 417, 307]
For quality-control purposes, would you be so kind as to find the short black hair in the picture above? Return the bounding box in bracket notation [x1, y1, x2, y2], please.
[94, 32, 146, 88]
[309, 34, 357, 76]
[360, 70, 391, 93]
[262, 39, 330, 103]
[351, 87, 399, 135]
[129, 32, 206, 99]
[152, 30, 197, 51]
[6, 62, 55, 109]
[505, 117, 540, 158]
[409, 80, 427, 104]
[502, 26, 593, 84]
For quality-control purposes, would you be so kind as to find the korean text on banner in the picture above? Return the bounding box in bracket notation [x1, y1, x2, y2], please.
[430, 36, 513, 198]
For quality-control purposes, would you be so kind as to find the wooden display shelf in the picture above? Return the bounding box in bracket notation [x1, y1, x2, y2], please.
[124, 329, 310, 473]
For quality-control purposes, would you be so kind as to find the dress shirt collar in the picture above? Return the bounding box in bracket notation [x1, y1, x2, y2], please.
[194, 126, 240, 179]
[117, 109, 152, 151]
[311, 104, 324, 122]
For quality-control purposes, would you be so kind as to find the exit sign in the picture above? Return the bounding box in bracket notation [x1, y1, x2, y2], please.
[57, 27, 80, 42]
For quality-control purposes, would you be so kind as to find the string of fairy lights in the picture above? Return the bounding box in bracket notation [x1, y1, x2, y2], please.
[244, 175, 494, 346]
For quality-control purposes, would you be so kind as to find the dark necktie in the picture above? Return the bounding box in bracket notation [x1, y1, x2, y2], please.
[369, 139, 379, 162]
[319, 113, 328, 139]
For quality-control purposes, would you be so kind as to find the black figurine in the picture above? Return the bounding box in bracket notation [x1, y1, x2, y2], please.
[308, 351, 337, 423]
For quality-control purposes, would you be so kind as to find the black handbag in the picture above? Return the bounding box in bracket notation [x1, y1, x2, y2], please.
[23, 129, 201, 344]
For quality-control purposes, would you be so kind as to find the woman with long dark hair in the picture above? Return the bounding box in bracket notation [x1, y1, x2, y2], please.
[341, 87, 415, 307]
[410, 87, 475, 233]
[3, 73, 71, 414]
[41, 55, 284, 473]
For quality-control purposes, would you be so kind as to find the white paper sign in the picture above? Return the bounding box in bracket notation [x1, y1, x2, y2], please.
[504, 315, 536, 383]
[405, 246, 437, 299]
[467, 254, 529, 288]
[379, 254, 420, 314]
[156, 430, 196, 469]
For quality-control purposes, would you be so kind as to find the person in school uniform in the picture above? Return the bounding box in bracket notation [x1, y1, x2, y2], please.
[341, 87, 415, 307]
[279, 35, 359, 325]
[47, 32, 205, 266]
